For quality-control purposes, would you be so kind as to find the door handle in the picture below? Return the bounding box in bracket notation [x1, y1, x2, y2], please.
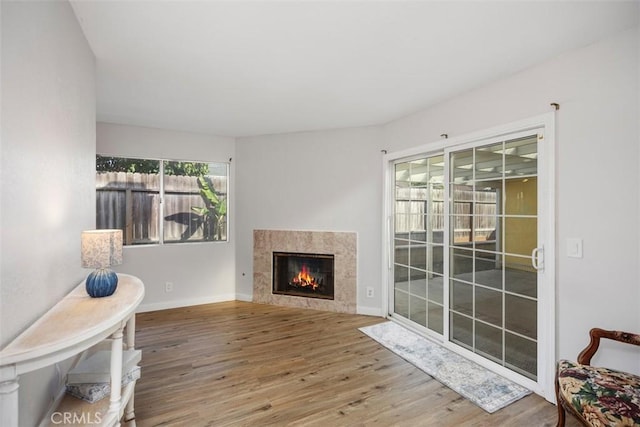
[531, 246, 544, 271]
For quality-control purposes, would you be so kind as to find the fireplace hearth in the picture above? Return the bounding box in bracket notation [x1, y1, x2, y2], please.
[273, 252, 335, 300]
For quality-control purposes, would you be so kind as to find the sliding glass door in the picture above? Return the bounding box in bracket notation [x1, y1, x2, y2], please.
[388, 120, 554, 394]
[448, 133, 539, 380]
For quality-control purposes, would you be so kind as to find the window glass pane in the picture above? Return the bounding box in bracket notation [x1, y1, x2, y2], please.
[428, 214, 445, 243]
[394, 239, 409, 268]
[504, 135, 537, 178]
[409, 217, 427, 242]
[409, 159, 428, 188]
[450, 247, 473, 280]
[476, 321, 502, 361]
[450, 149, 473, 183]
[505, 294, 537, 339]
[428, 274, 443, 304]
[410, 243, 427, 270]
[394, 213, 410, 235]
[428, 302, 443, 334]
[505, 177, 537, 216]
[408, 214, 426, 242]
[450, 279, 472, 316]
[474, 214, 497, 243]
[452, 184, 474, 203]
[395, 162, 410, 185]
[451, 214, 472, 244]
[163, 161, 228, 243]
[410, 273, 427, 298]
[409, 295, 427, 327]
[427, 156, 445, 183]
[475, 143, 503, 181]
[427, 244, 444, 275]
[505, 332, 537, 379]
[451, 312, 473, 348]
[476, 287, 502, 327]
[475, 188, 497, 232]
[395, 211, 425, 234]
[475, 252, 502, 289]
[394, 265, 409, 291]
[96, 156, 160, 245]
[505, 266, 537, 298]
[409, 266, 425, 282]
[395, 289, 409, 318]
[504, 217, 537, 256]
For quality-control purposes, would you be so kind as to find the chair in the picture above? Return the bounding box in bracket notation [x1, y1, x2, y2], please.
[555, 328, 640, 427]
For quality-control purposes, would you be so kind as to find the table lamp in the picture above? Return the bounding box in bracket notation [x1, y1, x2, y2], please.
[81, 229, 123, 297]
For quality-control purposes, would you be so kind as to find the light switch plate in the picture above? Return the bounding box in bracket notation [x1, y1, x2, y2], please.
[567, 238, 583, 258]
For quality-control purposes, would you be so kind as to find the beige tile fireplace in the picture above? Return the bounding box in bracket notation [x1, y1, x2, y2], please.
[253, 229, 357, 313]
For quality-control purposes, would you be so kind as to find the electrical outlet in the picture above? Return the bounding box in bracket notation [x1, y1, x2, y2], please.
[165, 282, 173, 292]
[366, 287, 374, 298]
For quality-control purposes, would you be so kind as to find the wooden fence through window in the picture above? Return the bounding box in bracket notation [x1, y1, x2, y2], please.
[96, 172, 227, 245]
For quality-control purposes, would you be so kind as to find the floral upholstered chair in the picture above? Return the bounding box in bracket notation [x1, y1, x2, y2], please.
[555, 328, 640, 427]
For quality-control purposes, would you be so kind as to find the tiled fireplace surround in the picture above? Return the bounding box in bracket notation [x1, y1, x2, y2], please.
[253, 230, 357, 313]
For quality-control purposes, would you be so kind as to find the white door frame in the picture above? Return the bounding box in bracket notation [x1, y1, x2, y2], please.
[381, 112, 556, 402]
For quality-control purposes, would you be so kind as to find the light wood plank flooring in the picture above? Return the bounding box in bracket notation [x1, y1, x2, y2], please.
[134, 301, 578, 426]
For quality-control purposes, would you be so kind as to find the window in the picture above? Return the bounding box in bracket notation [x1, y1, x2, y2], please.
[96, 156, 228, 245]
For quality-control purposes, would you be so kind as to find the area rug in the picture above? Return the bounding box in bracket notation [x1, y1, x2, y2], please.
[359, 321, 531, 413]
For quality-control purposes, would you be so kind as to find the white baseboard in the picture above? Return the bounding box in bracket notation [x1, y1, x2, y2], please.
[137, 294, 384, 318]
[357, 305, 384, 317]
[137, 294, 236, 313]
[235, 293, 253, 302]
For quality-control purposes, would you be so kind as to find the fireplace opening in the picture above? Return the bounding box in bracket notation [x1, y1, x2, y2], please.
[273, 252, 334, 300]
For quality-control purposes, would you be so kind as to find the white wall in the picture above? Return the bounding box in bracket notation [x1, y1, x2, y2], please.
[384, 26, 640, 375]
[1, 1, 96, 425]
[235, 126, 385, 314]
[96, 122, 236, 311]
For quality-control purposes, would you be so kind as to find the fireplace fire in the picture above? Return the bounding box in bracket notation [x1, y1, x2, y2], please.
[273, 252, 334, 300]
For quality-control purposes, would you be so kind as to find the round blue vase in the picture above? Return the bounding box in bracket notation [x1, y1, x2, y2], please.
[86, 269, 118, 298]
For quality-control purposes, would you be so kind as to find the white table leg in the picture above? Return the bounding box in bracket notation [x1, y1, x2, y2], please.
[109, 328, 124, 413]
[0, 372, 19, 427]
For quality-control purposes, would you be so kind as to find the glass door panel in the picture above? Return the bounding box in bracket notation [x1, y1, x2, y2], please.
[447, 133, 539, 380]
[393, 155, 445, 335]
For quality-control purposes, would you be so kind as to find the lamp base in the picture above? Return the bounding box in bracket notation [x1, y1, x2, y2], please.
[86, 269, 118, 298]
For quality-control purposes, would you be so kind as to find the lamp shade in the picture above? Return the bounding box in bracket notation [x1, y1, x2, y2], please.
[81, 229, 123, 269]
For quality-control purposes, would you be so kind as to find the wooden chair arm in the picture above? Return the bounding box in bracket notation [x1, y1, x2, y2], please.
[577, 328, 640, 365]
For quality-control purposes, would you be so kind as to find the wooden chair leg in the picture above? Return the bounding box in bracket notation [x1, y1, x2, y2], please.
[556, 401, 566, 427]
[555, 368, 565, 427]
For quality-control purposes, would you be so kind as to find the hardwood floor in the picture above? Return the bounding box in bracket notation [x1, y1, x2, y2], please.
[133, 301, 578, 426]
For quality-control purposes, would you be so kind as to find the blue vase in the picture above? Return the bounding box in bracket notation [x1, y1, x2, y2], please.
[86, 269, 118, 298]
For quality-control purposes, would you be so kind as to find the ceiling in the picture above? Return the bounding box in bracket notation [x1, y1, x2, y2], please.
[70, 1, 639, 138]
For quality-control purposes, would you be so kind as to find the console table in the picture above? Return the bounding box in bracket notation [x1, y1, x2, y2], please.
[0, 274, 145, 427]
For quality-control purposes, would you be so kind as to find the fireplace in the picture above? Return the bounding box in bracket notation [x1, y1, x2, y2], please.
[273, 252, 335, 300]
[255, 230, 356, 313]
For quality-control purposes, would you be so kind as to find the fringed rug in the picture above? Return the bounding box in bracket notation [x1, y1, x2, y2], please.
[359, 321, 531, 413]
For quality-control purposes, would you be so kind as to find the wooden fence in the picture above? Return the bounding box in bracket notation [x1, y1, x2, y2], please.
[96, 172, 227, 245]
[394, 185, 497, 242]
